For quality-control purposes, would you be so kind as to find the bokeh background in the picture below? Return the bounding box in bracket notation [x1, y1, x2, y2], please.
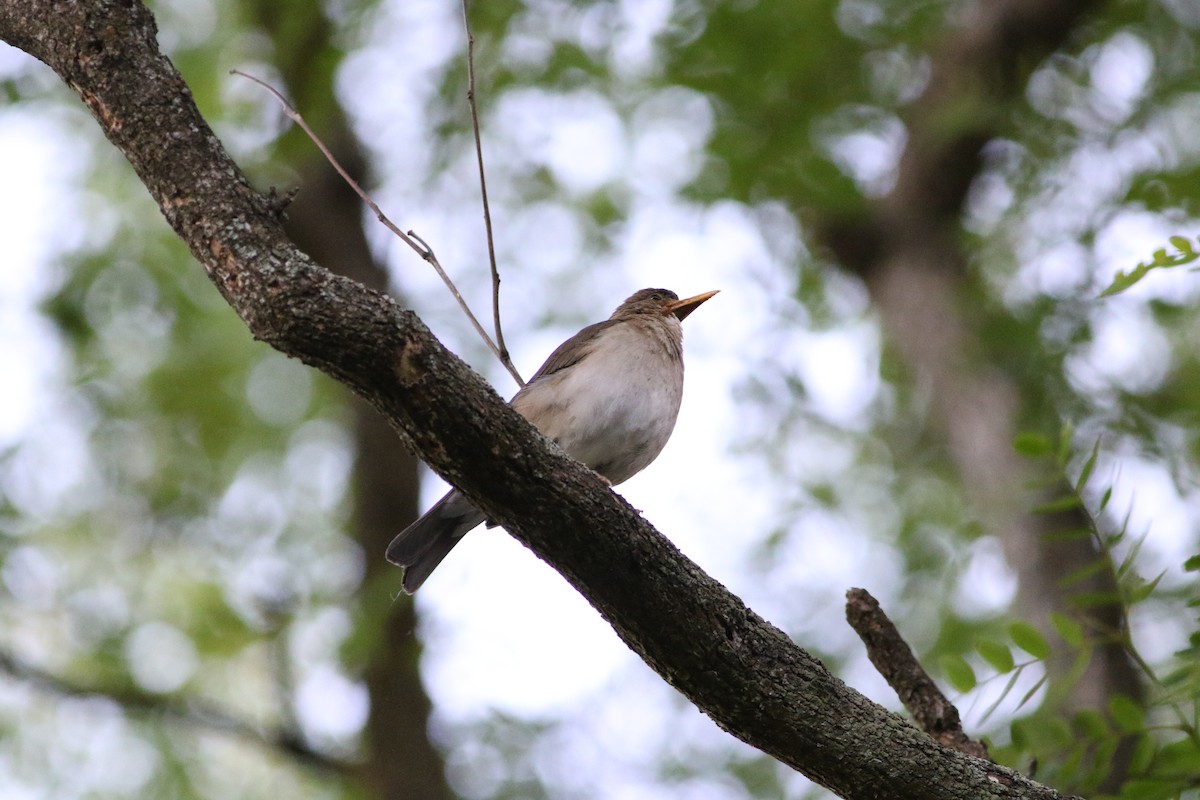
[3, 0, 1200, 797]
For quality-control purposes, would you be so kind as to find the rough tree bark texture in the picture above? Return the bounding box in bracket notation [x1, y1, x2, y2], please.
[0, 1, 1081, 797]
[846, 589, 990, 761]
[822, 1, 1140, 788]
[240, 4, 452, 796]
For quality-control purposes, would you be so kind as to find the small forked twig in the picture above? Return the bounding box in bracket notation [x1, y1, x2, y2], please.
[461, 0, 520, 385]
[231, 69, 525, 388]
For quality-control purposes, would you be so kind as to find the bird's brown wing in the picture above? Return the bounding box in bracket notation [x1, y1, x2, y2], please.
[523, 318, 622, 384]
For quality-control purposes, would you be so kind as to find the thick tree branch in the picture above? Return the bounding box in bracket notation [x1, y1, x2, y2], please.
[0, 2, 1078, 797]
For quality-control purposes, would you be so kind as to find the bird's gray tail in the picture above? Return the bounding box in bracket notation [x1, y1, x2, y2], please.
[386, 490, 486, 593]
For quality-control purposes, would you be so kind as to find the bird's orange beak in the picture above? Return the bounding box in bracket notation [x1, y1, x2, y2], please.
[666, 290, 719, 321]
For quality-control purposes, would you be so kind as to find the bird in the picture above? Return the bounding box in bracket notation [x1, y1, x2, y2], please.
[386, 287, 719, 593]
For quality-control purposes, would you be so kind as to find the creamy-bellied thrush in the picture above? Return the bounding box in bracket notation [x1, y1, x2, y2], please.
[386, 287, 718, 592]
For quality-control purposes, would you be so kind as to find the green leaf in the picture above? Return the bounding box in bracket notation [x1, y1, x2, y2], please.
[1050, 612, 1085, 648]
[975, 640, 1015, 673]
[1015, 673, 1049, 712]
[1074, 708, 1110, 741]
[1126, 569, 1167, 604]
[1057, 421, 1075, 466]
[1169, 235, 1196, 255]
[1012, 432, 1052, 457]
[1108, 694, 1144, 734]
[1044, 717, 1075, 748]
[1069, 590, 1123, 608]
[1061, 558, 1110, 587]
[1075, 439, 1101, 493]
[1161, 665, 1197, 687]
[1009, 622, 1051, 659]
[980, 666, 1025, 724]
[1032, 493, 1083, 514]
[939, 655, 977, 693]
[1152, 737, 1200, 775]
[1121, 777, 1185, 800]
[1100, 262, 1154, 297]
[1183, 554, 1200, 572]
[1101, 235, 1200, 296]
[1128, 734, 1156, 774]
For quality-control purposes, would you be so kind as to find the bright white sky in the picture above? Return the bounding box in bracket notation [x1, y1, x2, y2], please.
[2, 6, 1198, 798]
[0, 113, 73, 447]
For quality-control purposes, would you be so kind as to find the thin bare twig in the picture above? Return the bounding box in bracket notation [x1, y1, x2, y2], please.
[460, 0, 521, 387]
[231, 69, 525, 387]
[845, 588, 990, 760]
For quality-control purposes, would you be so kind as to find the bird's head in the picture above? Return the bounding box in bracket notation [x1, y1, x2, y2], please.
[617, 288, 719, 321]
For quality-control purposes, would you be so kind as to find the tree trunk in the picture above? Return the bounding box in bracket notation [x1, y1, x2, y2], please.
[243, 4, 451, 796]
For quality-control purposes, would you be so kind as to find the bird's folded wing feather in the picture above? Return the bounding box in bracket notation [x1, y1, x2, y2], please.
[523, 319, 621, 385]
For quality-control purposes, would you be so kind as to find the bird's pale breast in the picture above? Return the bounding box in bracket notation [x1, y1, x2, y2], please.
[511, 316, 685, 485]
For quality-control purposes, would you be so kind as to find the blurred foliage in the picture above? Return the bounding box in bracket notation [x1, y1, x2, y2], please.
[1, 0, 374, 797]
[5, 0, 1200, 799]
[937, 435, 1200, 798]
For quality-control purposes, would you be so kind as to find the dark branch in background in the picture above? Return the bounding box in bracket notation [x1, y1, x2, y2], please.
[846, 588, 990, 760]
[0, 2, 1078, 797]
[237, 2, 451, 791]
[264, 610, 303, 755]
[461, 0, 520, 386]
[231, 70, 525, 387]
[0, 648, 351, 775]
